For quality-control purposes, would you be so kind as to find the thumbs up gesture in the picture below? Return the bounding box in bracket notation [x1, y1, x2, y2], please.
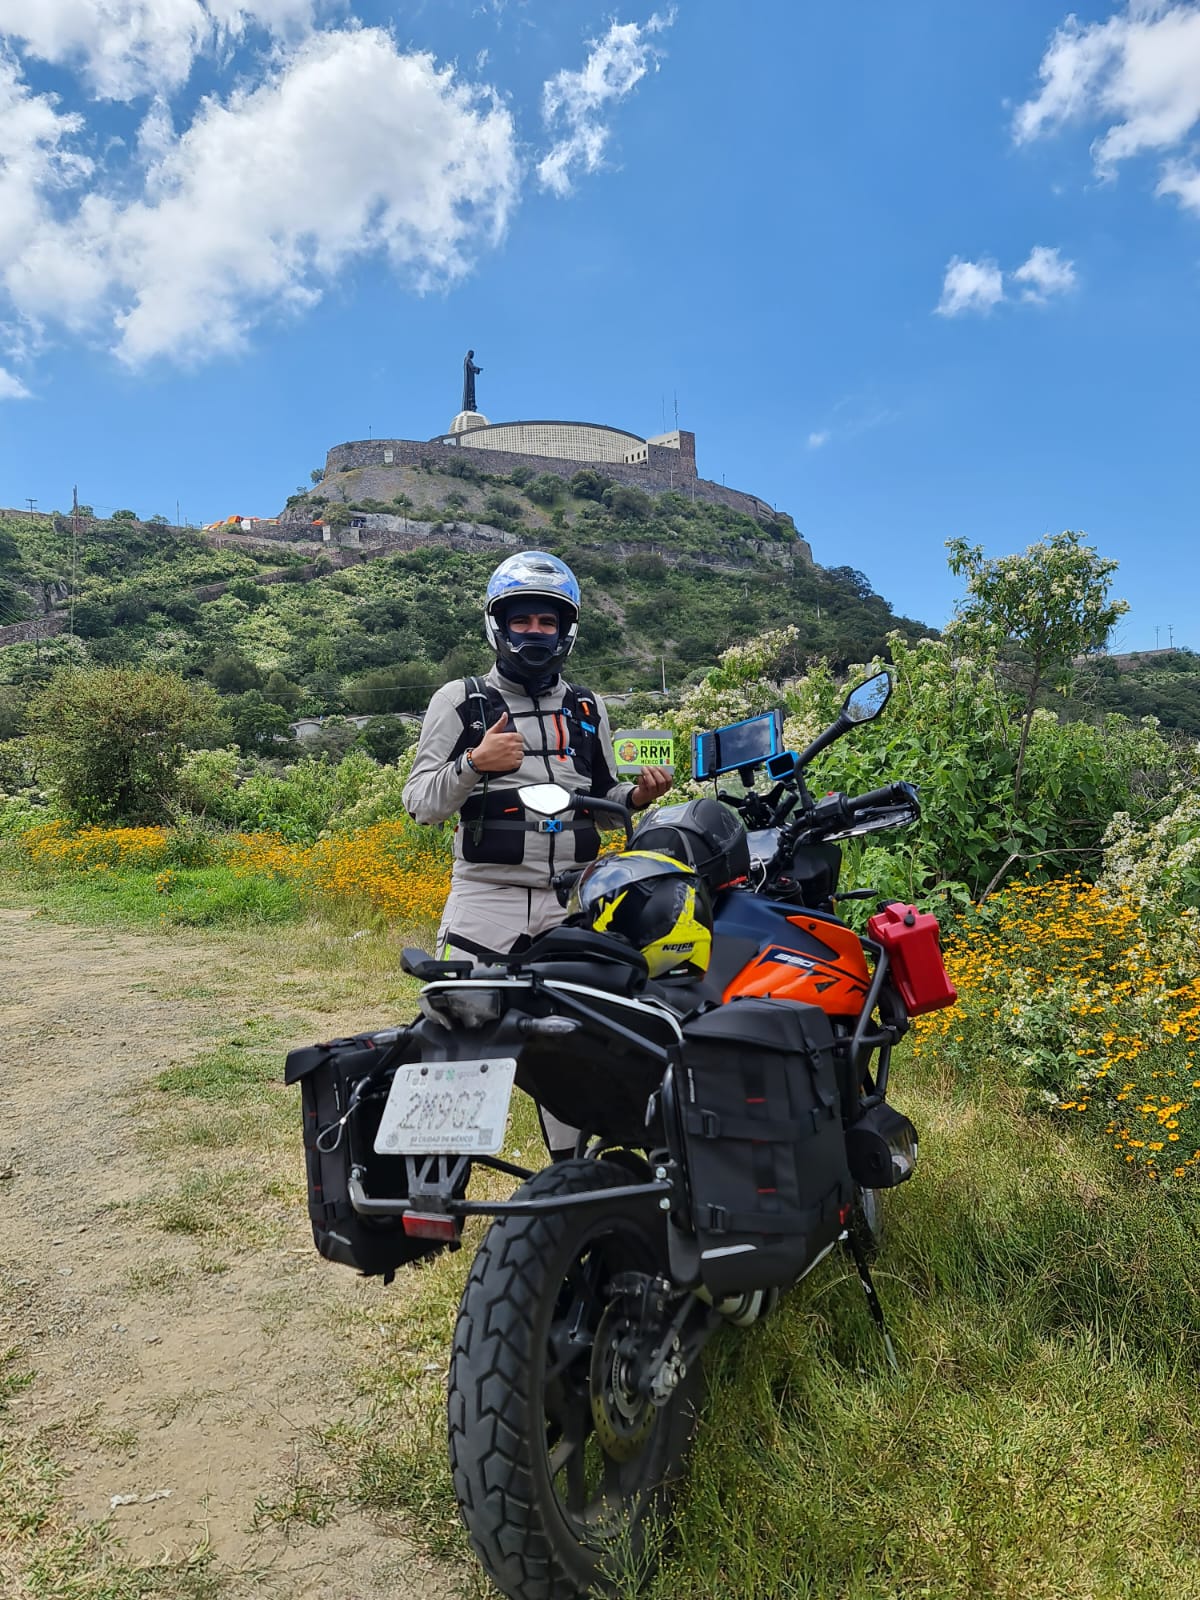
[469, 711, 525, 774]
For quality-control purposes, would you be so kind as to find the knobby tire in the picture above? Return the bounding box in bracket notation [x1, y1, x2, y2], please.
[448, 1158, 699, 1600]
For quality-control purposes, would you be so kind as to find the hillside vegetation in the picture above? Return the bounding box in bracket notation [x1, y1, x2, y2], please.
[4, 529, 1200, 1597]
[0, 460, 927, 721]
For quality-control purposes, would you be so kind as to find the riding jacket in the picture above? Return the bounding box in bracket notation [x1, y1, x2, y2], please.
[402, 665, 635, 890]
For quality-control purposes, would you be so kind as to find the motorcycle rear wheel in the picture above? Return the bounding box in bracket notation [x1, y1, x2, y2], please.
[448, 1158, 699, 1600]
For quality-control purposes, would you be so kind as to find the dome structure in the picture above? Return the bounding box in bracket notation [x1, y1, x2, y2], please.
[449, 411, 490, 434]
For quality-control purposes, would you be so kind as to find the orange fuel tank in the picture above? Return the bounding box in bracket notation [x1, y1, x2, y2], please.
[722, 912, 871, 1016]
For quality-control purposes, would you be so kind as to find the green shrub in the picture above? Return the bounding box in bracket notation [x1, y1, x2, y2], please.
[25, 665, 227, 825]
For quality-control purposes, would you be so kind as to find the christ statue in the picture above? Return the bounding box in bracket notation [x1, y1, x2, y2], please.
[462, 350, 482, 413]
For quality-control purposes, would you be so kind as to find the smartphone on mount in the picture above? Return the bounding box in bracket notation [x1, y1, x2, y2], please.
[692, 709, 784, 781]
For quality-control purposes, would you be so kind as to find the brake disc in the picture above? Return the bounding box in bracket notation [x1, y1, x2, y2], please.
[589, 1301, 656, 1461]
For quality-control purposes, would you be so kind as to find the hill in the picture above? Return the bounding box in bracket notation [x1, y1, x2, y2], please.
[0, 462, 930, 730]
[1063, 648, 1200, 736]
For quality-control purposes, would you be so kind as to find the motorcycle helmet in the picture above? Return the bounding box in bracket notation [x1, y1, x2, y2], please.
[484, 551, 580, 682]
[568, 850, 713, 978]
[631, 797, 750, 892]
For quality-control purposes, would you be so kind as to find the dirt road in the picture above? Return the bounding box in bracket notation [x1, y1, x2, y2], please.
[0, 906, 467, 1600]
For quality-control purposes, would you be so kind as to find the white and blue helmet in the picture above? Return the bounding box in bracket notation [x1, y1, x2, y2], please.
[484, 551, 580, 676]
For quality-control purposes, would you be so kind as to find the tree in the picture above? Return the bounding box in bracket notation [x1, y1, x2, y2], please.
[263, 669, 302, 712]
[603, 484, 653, 521]
[310, 468, 325, 484]
[525, 473, 566, 507]
[226, 578, 270, 609]
[947, 531, 1129, 814]
[26, 666, 226, 824]
[225, 690, 296, 756]
[208, 648, 262, 693]
[355, 714, 415, 765]
[568, 469, 612, 502]
[344, 662, 438, 716]
[825, 565, 875, 600]
[111, 509, 138, 522]
[303, 716, 360, 762]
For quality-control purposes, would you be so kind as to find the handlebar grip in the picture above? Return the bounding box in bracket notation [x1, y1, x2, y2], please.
[848, 783, 916, 813]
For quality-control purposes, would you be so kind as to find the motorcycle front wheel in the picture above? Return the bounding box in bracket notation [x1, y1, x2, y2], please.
[449, 1158, 699, 1600]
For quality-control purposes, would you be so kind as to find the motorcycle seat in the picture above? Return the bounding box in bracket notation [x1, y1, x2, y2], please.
[644, 971, 723, 1018]
[509, 924, 650, 997]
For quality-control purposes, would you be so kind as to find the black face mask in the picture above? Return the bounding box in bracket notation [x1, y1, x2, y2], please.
[495, 606, 564, 692]
[503, 623, 560, 669]
[497, 640, 561, 695]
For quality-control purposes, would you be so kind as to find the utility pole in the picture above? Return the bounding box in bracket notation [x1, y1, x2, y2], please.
[69, 486, 80, 638]
[1169, 624, 1175, 649]
[1156, 625, 1160, 649]
[25, 497, 36, 516]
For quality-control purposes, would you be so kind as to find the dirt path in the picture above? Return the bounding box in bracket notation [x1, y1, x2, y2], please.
[0, 907, 466, 1600]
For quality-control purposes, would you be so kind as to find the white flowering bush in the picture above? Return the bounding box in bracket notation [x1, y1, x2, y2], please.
[1102, 787, 1200, 915]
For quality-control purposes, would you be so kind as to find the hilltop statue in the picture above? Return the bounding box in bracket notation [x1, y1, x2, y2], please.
[462, 350, 482, 413]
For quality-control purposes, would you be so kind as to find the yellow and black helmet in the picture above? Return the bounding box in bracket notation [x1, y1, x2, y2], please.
[568, 851, 713, 978]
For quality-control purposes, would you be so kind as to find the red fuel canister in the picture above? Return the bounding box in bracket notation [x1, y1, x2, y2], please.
[867, 903, 958, 1016]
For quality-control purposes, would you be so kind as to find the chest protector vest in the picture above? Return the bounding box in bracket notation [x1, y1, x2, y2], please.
[450, 676, 603, 867]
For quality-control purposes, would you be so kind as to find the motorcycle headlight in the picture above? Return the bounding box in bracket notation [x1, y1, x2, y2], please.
[420, 986, 504, 1030]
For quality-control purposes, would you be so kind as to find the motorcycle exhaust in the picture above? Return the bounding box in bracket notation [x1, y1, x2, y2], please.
[845, 1102, 918, 1188]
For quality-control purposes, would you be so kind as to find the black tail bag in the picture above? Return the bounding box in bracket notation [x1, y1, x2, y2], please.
[284, 1027, 461, 1280]
[667, 998, 853, 1298]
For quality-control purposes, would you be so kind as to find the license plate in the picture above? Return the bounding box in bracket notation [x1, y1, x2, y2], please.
[373, 1057, 517, 1156]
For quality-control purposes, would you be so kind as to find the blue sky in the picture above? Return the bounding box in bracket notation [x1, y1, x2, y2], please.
[1, 0, 1198, 652]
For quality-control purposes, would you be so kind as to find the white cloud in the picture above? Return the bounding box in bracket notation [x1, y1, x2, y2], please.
[537, 11, 673, 195]
[0, 0, 318, 100]
[935, 246, 1078, 316]
[1157, 156, 1200, 213]
[0, 29, 519, 365]
[0, 364, 30, 398]
[935, 256, 1005, 317]
[1012, 244, 1077, 302]
[806, 430, 829, 449]
[1014, 2, 1200, 215]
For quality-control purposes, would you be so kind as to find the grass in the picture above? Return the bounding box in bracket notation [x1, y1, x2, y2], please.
[0, 867, 432, 1600]
[304, 1071, 1200, 1600]
[6, 859, 1200, 1597]
[10, 862, 303, 928]
[0, 1358, 219, 1600]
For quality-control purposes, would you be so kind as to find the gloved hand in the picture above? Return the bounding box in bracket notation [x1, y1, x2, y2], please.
[631, 766, 672, 809]
[468, 712, 525, 773]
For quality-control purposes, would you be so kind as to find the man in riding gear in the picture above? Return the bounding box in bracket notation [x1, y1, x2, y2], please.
[403, 551, 672, 1153]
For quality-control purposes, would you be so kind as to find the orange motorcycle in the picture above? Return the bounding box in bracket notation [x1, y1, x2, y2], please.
[286, 671, 956, 1600]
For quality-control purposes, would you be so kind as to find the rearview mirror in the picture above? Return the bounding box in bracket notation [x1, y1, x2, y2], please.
[843, 672, 891, 725]
[522, 783, 574, 817]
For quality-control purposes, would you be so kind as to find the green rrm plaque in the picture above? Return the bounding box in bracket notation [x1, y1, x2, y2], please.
[611, 729, 675, 775]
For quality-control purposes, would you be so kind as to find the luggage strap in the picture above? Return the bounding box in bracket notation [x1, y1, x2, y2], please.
[480, 817, 595, 834]
[700, 1191, 840, 1236]
[684, 1106, 826, 1141]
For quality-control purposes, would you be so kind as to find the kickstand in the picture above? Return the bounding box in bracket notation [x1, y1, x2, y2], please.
[842, 1228, 899, 1374]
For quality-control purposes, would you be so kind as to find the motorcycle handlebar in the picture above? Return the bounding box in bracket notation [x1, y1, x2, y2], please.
[797, 782, 919, 838]
[848, 782, 918, 813]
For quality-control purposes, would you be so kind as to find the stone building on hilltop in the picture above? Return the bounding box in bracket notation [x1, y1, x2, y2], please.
[318, 399, 790, 529]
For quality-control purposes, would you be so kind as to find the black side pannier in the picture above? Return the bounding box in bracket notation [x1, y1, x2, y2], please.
[284, 1027, 464, 1280]
[666, 998, 853, 1298]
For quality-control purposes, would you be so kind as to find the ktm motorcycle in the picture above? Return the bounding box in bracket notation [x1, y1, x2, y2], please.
[286, 670, 957, 1600]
